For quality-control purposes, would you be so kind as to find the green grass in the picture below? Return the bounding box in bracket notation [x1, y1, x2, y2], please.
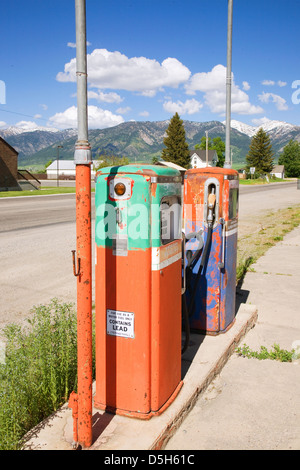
[0, 187, 75, 197]
[236, 205, 300, 283]
[239, 177, 285, 185]
[0, 187, 95, 197]
[0, 300, 93, 450]
[236, 343, 295, 362]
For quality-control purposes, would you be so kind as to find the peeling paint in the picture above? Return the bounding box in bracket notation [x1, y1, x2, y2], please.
[184, 168, 238, 334]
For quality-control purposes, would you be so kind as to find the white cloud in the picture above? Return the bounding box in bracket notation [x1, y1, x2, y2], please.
[262, 79, 287, 88]
[139, 111, 150, 117]
[34, 114, 42, 119]
[163, 98, 203, 115]
[67, 41, 91, 48]
[15, 120, 40, 130]
[185, 65, 263, 115]
[88, 90, 123, 103]
[262, 80, 275, 86]
[49, 105, 124, 129]
[258, 92, 288, 110]
[242, 81, 250, 91]
[40, 104, 48, 111]
[0, 121, 6, 128]
[57, 48, 191, 96]
[116, 106, 131, 115]
[185, 64, 226, 94]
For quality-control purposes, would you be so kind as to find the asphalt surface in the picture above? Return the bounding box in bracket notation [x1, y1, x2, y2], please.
[0, 193, 76, 233]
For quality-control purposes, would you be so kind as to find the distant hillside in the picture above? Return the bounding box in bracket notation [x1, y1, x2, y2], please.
[0, 127, 77, 162]
[13, 120, 251, 168]
[2, 118, 300, 170]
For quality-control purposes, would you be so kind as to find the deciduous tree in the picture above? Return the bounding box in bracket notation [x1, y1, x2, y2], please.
[278, 140, 300, 177]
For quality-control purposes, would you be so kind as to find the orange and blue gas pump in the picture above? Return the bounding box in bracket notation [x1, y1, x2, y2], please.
[183, 167, 239, 334]
[94, 164, 183, 419]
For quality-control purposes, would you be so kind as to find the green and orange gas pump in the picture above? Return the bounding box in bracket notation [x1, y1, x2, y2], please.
[94, 164, 183, 419]
[183, 167, 239, 335]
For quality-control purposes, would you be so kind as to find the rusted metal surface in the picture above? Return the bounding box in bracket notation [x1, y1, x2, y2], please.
[75, 164, 93, 447]
[72, 250, 81, 277]
[184, 167, 239, 334]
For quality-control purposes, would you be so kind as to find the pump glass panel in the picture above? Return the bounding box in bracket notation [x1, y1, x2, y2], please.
[160, 195, 181, 245]
[229, 188, 239, 219]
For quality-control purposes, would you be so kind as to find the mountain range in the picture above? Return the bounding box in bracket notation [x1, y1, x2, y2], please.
[1, 119, 299, 169]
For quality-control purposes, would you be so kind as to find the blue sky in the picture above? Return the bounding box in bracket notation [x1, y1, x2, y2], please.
[0, 0, 299, 131]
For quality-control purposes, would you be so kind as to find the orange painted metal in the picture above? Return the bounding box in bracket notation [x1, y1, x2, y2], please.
[75, 164, 93, 447]
[150, 246, 182, 413]
[94, 246, 152, 416]
[94, 165, 183, 419]
[94, 243, 182, 419]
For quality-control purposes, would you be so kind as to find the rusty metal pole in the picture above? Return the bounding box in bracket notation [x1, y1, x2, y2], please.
[74, 0, 93, 448]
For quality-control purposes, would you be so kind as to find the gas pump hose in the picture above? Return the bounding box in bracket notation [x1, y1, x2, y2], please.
[181, 292, 190, 354]
[188, 223, 213, 318]
[188, 190, 216, 318]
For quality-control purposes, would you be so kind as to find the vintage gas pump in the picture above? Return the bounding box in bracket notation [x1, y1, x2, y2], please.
[184, 167, 239, 334]
[94, 164, 183, 418]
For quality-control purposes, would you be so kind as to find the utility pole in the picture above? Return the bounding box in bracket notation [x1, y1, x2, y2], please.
[224, 0, 233, 169]
[56, 145, 63, 187]
[205, 130, 209, 167]
[74, 0, 93, 449]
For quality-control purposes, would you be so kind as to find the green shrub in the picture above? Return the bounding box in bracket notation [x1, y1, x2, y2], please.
[0, 299, 79, 450]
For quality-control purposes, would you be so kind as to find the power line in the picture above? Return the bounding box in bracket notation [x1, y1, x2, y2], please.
[0, 107, 50, 124]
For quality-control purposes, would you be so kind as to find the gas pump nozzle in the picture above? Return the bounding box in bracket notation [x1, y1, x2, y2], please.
[207, 190, 216, 227]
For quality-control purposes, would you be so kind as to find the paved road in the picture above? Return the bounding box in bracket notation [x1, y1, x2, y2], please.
[0, 181, 299, 330]
[0, 194, 77, 233]
[0, 181, 297, 232]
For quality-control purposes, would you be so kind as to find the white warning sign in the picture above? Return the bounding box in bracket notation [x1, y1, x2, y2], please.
[106, 309, 134, 339]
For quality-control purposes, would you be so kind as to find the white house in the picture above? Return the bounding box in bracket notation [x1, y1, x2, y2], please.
[270, 165, 285, 179]
[46, 160, 98, 179]
[190, 150, 218, 168]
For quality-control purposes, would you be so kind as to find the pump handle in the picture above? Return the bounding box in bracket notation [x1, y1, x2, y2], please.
[208, 192, 216, 208]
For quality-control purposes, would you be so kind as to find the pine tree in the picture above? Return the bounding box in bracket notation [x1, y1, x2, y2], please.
[246, 128, 274, 174]
[161, 113, 190, 168]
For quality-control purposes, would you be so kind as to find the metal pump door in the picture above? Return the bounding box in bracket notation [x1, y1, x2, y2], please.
[184, 167, 239, 334]
[94, 164, 183, 418]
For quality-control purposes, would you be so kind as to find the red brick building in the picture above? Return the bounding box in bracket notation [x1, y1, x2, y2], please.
[0, 136, 19, 190]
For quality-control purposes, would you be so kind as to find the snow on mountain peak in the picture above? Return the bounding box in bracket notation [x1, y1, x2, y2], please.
[0, 123, 60, 137]
[224, 119, 296, 137]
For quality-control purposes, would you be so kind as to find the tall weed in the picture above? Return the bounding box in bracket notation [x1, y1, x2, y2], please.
[0, 299, 78, 450]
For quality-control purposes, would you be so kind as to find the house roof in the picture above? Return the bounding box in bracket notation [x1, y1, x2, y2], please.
[190, 149, 218, 162]
[155, 160, 186, 172]
[271, 165, 284, 172]
[0, 136, 18, 155]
